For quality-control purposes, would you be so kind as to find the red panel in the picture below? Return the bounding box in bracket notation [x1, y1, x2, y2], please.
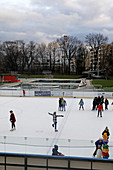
[3, 75, 20, 82]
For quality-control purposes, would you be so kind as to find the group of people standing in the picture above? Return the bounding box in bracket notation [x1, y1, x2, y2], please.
[93, 127, 110, 159]
[92, 96, 109, 117]
[58, 97, 67, 111]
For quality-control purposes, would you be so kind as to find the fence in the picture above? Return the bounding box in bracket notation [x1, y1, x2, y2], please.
[0, 89, 113, 98]
[0, 152, 113, 170]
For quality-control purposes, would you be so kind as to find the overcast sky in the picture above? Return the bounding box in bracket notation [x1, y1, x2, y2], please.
[0, 0, 113, 44]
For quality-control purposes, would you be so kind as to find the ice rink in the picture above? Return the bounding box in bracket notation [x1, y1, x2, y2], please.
[0, 96, 113, 158]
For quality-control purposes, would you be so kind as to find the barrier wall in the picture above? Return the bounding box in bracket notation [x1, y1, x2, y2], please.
[0, 152, 113, 170]
[0, 89, 113, 98]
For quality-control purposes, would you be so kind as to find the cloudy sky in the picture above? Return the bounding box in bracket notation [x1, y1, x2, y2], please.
[0, 0, 113, 44]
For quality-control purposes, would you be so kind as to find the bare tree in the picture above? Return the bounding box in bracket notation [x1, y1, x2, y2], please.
[36, 43, 47, 73]
[101, 44, 113, 79]
[25, 41, 37, 74]
[57, 36, 86, 74]
[85, 33, 108, 48]
[85, 33, 108, 73]
[2, 41, 20, 71]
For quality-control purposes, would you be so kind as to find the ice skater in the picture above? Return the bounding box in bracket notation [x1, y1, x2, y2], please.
[79, 99, 84, 110]
[62, 99, 67, 111]
[9, 110, 16, 131]
[93, 138, 104, 157]
[102, 127, 110, 139]
[96, 103, 103, 117]
[92, 97, 97, 110]
[48, 112, 64, 132]
[105, 98, 109, 110]
[58, 98, 62, 111]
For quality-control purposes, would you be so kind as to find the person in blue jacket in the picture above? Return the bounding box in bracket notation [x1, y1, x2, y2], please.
[79, 99, 84, 110]
[93, 138, 104, 157]
[62, 99, 67, 111]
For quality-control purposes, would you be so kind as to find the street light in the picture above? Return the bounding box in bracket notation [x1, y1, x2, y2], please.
[63, 35, 68, 73]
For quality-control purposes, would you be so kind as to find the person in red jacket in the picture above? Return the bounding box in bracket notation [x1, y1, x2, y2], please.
[10, 110, 16, 131]
[96, 103, 103, 117]
[23, 89, 25, 97]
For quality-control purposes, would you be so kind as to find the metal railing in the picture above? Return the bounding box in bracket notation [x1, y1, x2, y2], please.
[0, 152, 113, 170]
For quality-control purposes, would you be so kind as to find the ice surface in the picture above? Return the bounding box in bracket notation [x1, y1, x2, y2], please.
[0, 96, 113, 158]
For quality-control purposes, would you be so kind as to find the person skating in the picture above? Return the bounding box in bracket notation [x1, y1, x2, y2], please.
[96, 103, 103, 117]
[79, 99, 84, 110]
[48, 112, 64, 132]
[52, 145, 64, 156]
[102, 133, 109, 144]
[9, 110, 16, 131]
[102, 127, 110, 139]
[100, 95, 104, 105]
[93, 138, 104, 157]
[105, 98, 109, 110]
[62, 99, 67, 111]
[97, 96, 101, 106]
[58, 98, 62, 111]
[92, 97, 98, 110]
[102, 144, 109, 159]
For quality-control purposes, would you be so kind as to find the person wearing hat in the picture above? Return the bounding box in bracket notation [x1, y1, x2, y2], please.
[102, 127, 110, 139]
[93, 138, 104, 157]
[102, 144, 109, 159]
[9, 110, 16, 131]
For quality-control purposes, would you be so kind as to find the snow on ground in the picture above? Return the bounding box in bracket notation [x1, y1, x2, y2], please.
[0, 96, 113, 158]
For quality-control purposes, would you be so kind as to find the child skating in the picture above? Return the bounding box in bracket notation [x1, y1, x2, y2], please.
[96, 103, 103, 117]
[48, 112, 64, 132]
[79, 99, 84, 110]
[9, 110, 16, 131]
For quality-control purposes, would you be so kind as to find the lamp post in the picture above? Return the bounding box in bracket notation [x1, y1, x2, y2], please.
[97, 47, 101, 76]
[64, 35, 68, 73]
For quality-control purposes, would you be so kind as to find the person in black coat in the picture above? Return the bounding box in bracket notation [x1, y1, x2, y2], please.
[52, 145, 63, 156]
[93, 138, 104, 157]
[102, 127, 110, 138]
[97, 96, 101, 106]
[105, 98, 109, 110]
[58, 98, 62, 111]
[92, 97, 97, 110]
[100, 95, 104, 105]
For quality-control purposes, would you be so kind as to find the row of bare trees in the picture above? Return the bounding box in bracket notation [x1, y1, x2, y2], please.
[0, 33, 113, 76]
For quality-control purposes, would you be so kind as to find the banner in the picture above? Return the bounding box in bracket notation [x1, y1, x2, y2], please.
[34, 91, 51, 96]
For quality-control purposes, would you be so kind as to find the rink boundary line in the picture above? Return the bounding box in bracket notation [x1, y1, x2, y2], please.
[0, 95, 113, 99]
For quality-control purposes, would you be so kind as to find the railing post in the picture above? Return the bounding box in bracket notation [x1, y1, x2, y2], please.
[68, 159, 70, 170]
[5, 154, 6, 170]
[46, 157, 48, 170]
[25, 156, 27, 170]
[91, 160, 93, 170]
